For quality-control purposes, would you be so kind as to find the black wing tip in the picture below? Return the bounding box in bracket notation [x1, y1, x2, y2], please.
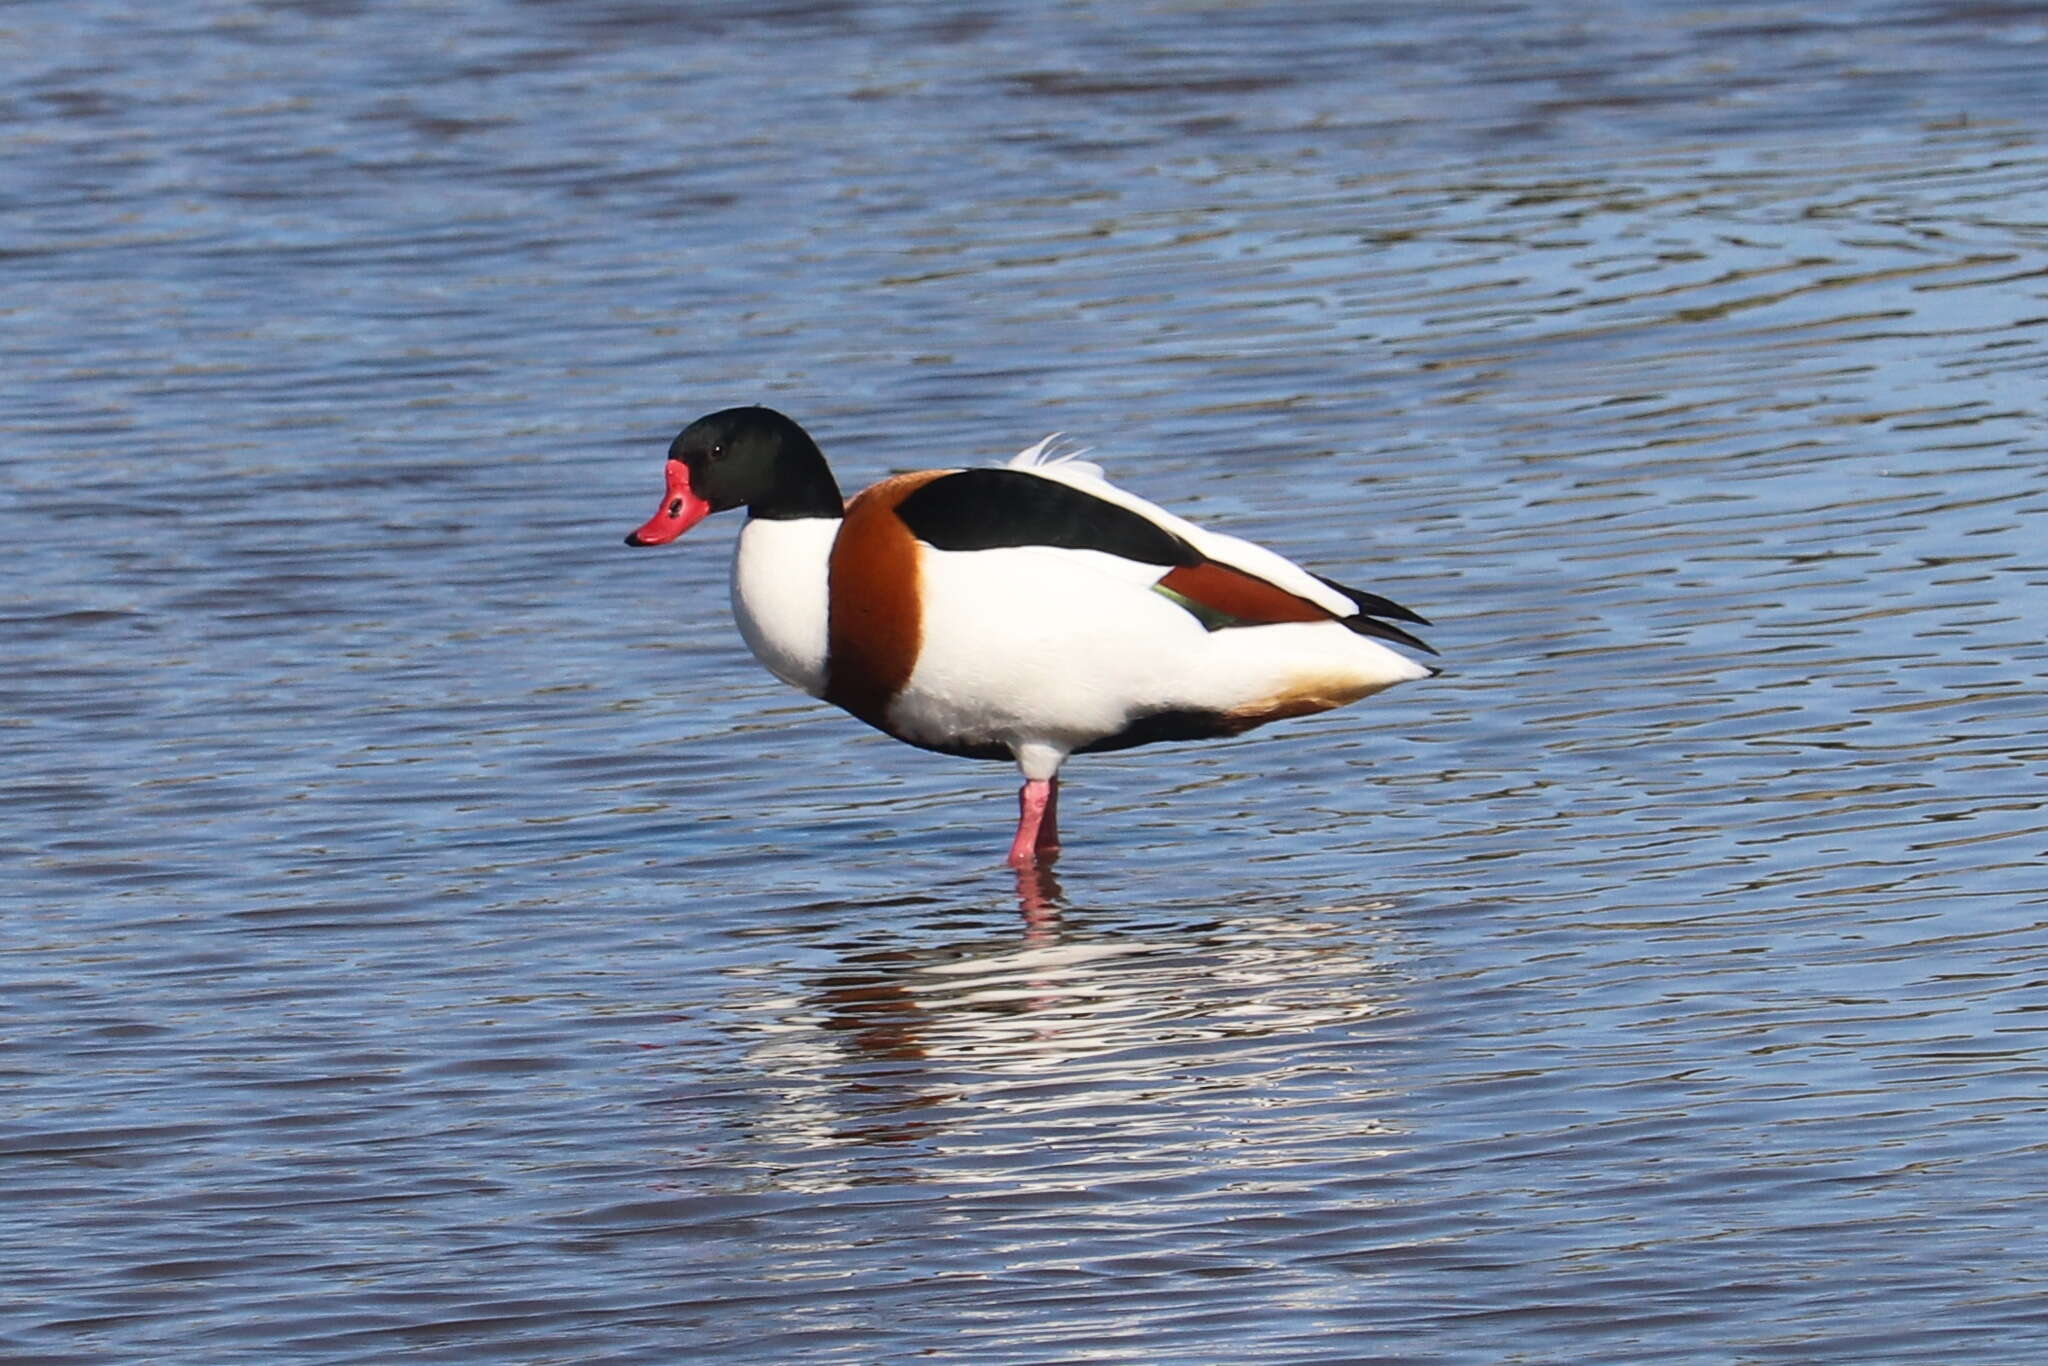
[1310, 572, 1437, 652]
[1313, 572, 1431, 626]
[1344, 614, 1440, 656]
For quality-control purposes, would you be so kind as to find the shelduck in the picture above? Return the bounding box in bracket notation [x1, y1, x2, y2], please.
[624, 406, 1436, 867]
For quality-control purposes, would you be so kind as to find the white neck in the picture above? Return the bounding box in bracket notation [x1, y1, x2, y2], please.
[730, 516, 837, 697]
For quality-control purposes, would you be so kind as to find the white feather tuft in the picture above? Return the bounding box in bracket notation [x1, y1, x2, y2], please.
[1007, 433, 1105, 482]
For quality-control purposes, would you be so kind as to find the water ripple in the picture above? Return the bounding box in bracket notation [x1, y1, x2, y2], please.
[8, 1, 2048, 1363]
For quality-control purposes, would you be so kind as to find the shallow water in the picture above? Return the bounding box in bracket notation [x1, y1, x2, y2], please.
[8, 1, 2048, 1362]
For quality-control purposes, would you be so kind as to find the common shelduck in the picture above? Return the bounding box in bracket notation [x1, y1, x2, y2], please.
[624, 406, 1437, 867]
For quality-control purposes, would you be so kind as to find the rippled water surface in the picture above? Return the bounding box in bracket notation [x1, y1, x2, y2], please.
[9, 2, 2048, 1362]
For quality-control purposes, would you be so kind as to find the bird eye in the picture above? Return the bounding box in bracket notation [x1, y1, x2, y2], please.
[708, 444, 724, 461]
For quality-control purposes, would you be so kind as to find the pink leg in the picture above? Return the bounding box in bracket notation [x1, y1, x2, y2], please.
[1006, 776, 1062, 867]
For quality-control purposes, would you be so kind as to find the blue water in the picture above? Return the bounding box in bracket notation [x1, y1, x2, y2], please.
[8, 2, 2048, 1362]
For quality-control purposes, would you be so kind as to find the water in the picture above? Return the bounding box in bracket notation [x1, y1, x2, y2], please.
[8, 1, 2048, 1362]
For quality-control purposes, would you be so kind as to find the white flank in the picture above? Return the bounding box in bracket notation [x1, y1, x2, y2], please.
[887, 540, 1427, 774]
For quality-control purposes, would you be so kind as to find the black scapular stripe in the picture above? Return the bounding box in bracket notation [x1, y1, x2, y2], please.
[894, 468, 1199, 566]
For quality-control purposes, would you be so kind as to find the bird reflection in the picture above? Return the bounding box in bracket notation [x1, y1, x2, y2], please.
[804, 868, 1082, 1099]
[725, 877, 1397, 1154]
[1012, 860, 1064, 934]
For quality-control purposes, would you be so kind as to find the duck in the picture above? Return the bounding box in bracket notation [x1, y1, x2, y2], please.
[624, 406, 1437, 867]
